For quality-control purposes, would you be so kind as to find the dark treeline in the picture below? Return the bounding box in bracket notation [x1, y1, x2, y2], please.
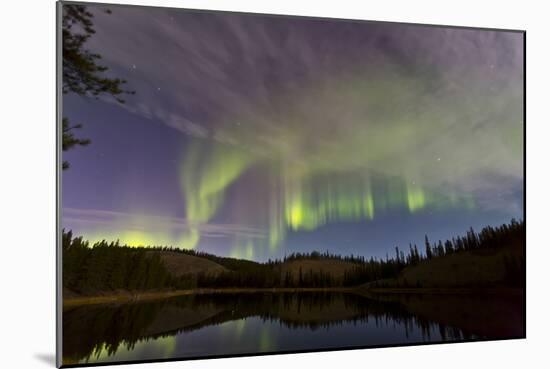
[283, 250, 367, 264]
[63, 219, 524, 294]
[194, 265, 338, 289]
[63, 231, 175, 294]
[344, 218, 525, 286]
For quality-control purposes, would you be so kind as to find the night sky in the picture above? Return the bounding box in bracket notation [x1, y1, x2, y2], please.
[62, 4, 524, 261]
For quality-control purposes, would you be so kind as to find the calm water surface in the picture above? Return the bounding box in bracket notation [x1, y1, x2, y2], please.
[62, 292, 523, 365]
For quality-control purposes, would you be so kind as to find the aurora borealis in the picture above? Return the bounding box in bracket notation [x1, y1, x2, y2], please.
[62, 5, 524, 261]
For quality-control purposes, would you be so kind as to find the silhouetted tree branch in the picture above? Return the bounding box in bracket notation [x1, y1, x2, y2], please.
[62, 118, 90, 169]
[62, 5, 134, 169]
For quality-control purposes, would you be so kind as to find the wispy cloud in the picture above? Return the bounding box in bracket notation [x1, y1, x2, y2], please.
[68, 6, 523, 256]
[63, 207, 267, 240]
[86, 6, 523, 210]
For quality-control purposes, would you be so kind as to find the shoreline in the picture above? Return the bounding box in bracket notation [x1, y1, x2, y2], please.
[63, 286, 522, 307]
[62, 287, 354, 307]
[360, 287, 523, 296]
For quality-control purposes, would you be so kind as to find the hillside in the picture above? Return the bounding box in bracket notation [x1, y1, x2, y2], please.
[151, 251, 228, 277]
[366, 243, 524, 289]
[62, 220, 524, 299]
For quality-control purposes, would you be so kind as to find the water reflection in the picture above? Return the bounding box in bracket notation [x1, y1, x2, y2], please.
[63, 292, 523, 365]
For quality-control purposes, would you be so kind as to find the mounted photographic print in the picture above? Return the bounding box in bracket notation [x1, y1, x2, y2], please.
[57, 1, 525, 367]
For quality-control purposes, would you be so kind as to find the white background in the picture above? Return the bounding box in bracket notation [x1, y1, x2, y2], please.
[1, 0, 548, 368]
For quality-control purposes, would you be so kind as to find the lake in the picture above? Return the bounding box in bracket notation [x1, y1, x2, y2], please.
[62, 291, 524, 365]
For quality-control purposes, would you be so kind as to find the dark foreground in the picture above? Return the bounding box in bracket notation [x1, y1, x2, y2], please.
[62, 290, 524, 366]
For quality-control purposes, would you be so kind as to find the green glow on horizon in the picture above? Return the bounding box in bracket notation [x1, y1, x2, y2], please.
[129, 59, 519, 257]
[180, 228, 199, 250]
[63, 25, 523, 262]
[175, 134, 481, 256]
[230, 238, 255, 260]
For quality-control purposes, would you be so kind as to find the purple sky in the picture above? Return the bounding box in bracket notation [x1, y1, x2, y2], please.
[62, 4, 524, 261]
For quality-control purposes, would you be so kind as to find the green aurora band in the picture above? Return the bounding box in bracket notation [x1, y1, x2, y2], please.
[69, 17, 522, 258]
[176, 65, 518, 258]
